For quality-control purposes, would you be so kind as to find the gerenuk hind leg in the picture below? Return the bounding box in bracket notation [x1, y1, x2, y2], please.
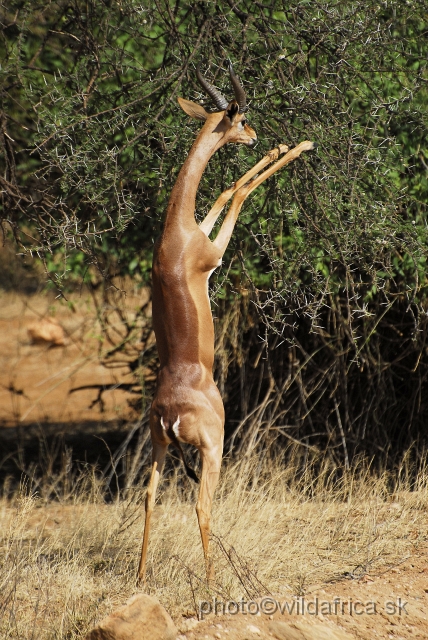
[196, 443, 222, 583]
[138, 440, 167, 583]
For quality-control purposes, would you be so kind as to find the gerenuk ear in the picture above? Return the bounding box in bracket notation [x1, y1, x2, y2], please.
[225, 101, 239, 124]
[177, 97, 209, 121]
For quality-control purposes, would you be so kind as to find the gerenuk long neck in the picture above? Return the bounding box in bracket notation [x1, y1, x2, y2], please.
[163, 118, 224, 231]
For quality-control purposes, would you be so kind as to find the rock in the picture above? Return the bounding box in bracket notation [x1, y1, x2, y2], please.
[27, 317, 67, 346]
[269, 621, 354, 640]
[268, 621, 305, 640]
[296, 622, 354, 640]
[179, 617, 199, 633]
[85, 593, 177, 640]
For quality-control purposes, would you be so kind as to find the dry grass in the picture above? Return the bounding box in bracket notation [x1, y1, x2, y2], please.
[0, 450, 427, 639]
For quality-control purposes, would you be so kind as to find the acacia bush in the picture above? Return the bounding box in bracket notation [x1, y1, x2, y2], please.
[1, 0, 427, 464]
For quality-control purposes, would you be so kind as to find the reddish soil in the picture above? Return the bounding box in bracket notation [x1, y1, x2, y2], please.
[0, 288, 144, 427]
[178, 544, 428, 639]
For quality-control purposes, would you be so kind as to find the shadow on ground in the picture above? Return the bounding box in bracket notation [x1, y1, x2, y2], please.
[0, 420, 147, 491]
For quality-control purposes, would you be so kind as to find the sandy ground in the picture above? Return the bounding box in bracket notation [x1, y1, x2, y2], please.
[0, 288, 145, 426]
[178, 544, 428, 639]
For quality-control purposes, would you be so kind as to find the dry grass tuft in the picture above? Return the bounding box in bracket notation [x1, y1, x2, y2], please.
[0, 450, 427, 638]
